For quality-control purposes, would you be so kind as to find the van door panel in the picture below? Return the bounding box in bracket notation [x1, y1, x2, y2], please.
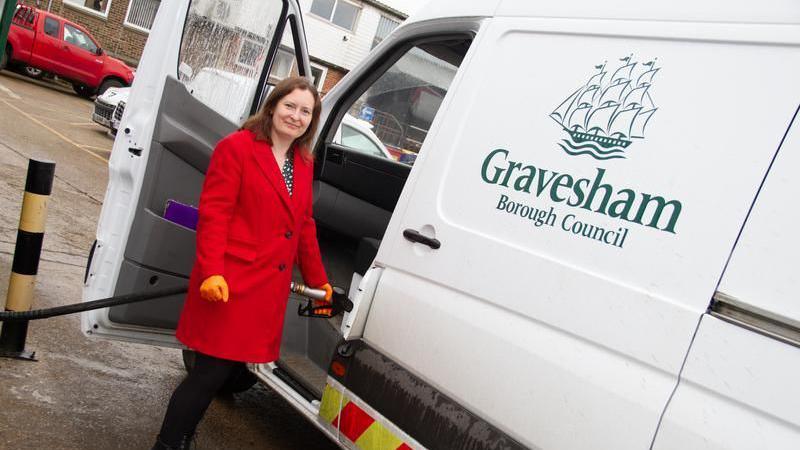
[84, 0, 311, 347]
[108, 75, 235, 329]
[653, 316, 800, 449]
[367, 18, 800, 449]
[321, 143, 410, 212]
[656, 110, 800, 447]
[715, 116, 800, 323]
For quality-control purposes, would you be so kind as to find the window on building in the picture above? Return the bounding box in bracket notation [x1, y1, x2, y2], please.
[268, 47, 296, 85]
[237, 38, 265, 69]
[309, 0, 360, 32]
[64, 23, 99, 53]
[310, 64, 327, 90]
[372, 15, 399, 49]
[125, 0, 161, 32]
[64, 0, 112, 17]
[43, 17, 59, 37]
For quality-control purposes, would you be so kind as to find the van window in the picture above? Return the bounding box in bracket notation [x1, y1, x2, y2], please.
[43, 17, 59, 37]
[334, 39, 470, 165]
[178, 0, 285, 124]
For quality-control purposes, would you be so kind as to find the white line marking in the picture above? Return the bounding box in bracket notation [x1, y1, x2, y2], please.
[79, 144, 111, 152]
[1, 99, 108, 164]
[0, 81, 21, 100]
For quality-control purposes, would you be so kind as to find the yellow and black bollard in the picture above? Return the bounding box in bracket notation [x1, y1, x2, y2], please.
[0, 159, 55, 361]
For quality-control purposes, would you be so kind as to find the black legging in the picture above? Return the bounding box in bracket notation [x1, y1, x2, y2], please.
[158, 352, 241, 446]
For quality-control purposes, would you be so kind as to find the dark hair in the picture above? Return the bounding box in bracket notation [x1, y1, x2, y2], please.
[241, 76, 322, 159]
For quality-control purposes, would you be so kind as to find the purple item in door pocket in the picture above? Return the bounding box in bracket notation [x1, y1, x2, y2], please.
[164, 200, 199, 231]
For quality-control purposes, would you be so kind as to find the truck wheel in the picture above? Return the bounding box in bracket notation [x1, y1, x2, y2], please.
[181, 349, 258, 394]
[72, 83, 95, 99]
[98, 78, 124, 96]
[23, 66, 44, 79]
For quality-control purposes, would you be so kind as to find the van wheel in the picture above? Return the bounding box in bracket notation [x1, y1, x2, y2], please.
[98, 78, 124, 96]
[72, 83, 95, 98]
[181, 349, 258, 394]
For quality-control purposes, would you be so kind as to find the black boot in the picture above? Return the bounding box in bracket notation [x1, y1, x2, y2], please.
[151, 431, 195, 450]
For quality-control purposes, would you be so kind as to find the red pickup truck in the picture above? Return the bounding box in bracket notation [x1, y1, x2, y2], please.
[1, 4, 134, 97]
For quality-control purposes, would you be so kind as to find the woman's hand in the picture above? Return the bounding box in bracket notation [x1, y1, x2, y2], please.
[200, 275, 229, 302]
[314, 283, 333, 316]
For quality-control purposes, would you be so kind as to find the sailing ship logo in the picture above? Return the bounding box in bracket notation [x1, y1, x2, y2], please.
[550, 55, 659, 160]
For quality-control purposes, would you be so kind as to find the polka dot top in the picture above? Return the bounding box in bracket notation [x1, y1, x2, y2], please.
[281, 148, 294, 196]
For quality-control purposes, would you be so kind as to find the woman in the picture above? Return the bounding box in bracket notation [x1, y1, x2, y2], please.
[152, 77, 331, 450]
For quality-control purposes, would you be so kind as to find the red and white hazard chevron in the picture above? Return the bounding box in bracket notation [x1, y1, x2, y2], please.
[319, 380, 419, 450]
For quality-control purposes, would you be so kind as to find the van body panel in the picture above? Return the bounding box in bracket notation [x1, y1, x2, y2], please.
[407, 0, 500, 26]
[493, 0, 800, 24]
[328, 339, 527, 449]
[717, 117, 800, 325]
[365, 270, 678, 449]
[654, 316, 800, 449]
[365, 16, 800, 448]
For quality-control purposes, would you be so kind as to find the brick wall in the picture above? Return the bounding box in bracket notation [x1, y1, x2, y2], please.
[20, 0, 149, 66]
[320, 66, 345, 96]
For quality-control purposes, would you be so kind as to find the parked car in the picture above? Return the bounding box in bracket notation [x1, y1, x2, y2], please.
[92, 86, 129, 134]
[2, 4, 135, 98]
[333, 113, 395, 160]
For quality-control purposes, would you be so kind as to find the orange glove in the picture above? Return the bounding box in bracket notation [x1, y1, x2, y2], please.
[200, 275, 229, 302]
[314, 283, 333, 316]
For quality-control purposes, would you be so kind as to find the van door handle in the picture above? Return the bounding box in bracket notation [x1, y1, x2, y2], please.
[402, 229, 440, 249]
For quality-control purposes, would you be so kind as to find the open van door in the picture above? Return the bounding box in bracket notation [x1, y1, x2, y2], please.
[82, 0, 311, 346]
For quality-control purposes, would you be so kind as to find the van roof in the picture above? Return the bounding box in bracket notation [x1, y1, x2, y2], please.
[409, 0, 800, 26]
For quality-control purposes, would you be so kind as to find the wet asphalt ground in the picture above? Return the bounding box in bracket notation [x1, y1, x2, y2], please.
[0, 70, 337, 450]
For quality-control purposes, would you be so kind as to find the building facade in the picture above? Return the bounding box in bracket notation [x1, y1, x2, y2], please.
[19, 0, 160, 66]
[17, 0, 406, 93]
[299, 0, 406, 94]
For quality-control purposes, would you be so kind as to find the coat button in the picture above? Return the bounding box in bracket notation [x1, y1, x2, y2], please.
[278, 263, 286, 271]
[284, 231, 292, 239]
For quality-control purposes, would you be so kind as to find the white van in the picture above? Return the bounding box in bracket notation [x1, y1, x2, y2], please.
[82, 0, 800, 448]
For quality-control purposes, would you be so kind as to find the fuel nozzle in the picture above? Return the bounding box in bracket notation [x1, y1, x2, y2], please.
[290, 282, 353, 318]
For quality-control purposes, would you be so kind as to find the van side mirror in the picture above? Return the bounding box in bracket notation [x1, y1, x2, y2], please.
[96, 48, 103, 56]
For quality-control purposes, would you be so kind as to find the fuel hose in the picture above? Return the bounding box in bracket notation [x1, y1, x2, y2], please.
[0, 282, 332, 322]
[0, 286, 188, 322]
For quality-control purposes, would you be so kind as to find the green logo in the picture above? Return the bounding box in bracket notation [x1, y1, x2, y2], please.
[550, 55, 659, 160]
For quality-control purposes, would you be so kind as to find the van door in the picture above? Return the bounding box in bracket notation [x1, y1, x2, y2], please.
[82, 0, 311, 345]
[654, 114, 800, 449]
[354, 16, 800, 449]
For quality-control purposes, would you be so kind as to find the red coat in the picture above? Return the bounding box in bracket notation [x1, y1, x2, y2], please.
[176, 130, 327, 363]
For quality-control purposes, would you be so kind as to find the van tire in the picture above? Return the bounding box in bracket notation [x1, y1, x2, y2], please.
[181, 349, 258, 394]
[98, 78, 124, 96]
[72, 83, 95, 98]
